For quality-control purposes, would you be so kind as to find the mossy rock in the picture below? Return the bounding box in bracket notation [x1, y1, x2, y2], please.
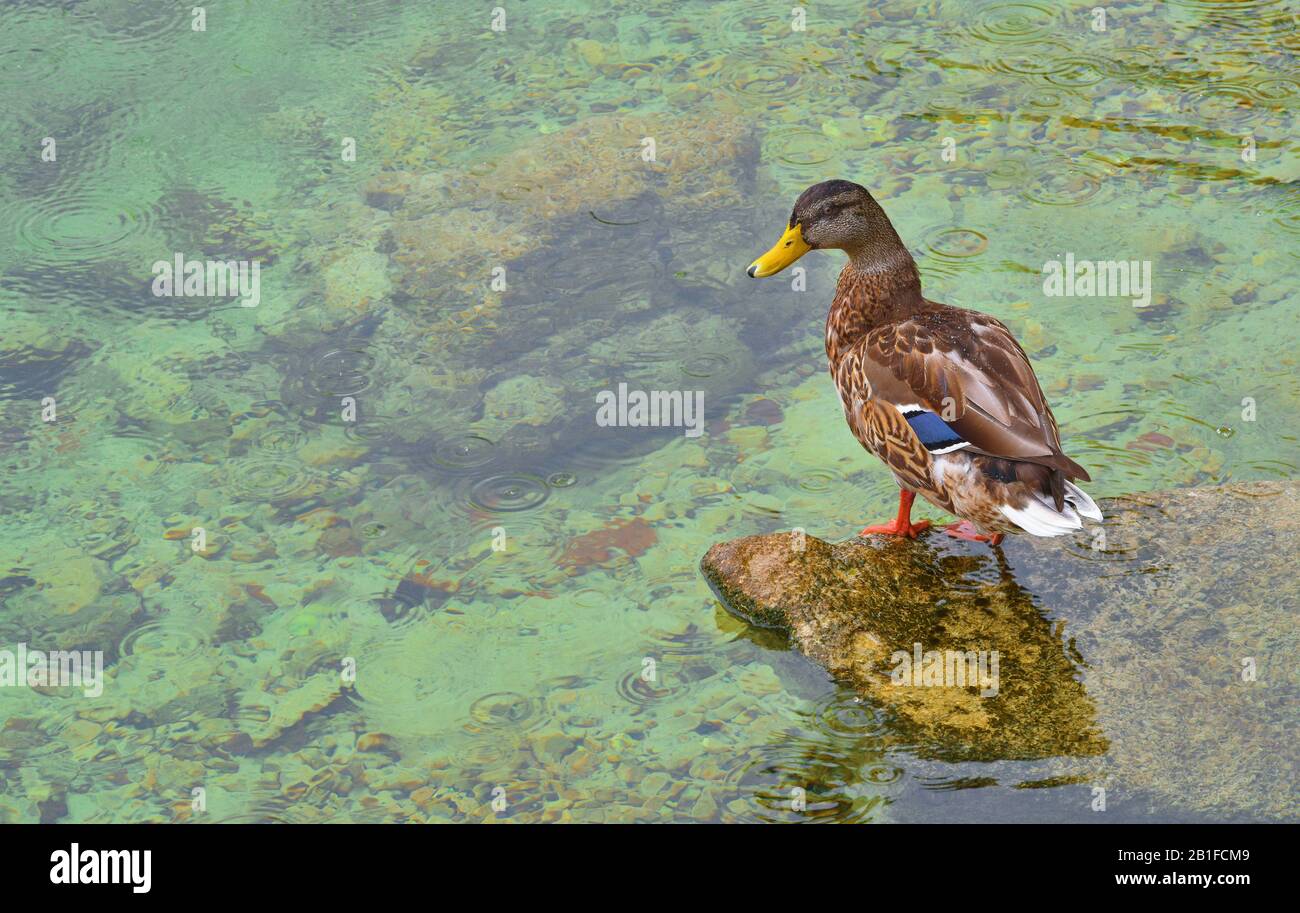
[701, 481, 1299, 820]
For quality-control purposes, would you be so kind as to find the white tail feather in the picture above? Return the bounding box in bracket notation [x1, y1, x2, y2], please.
[1000, 499, 1082, 537]
[999, 482, 1102, 537]
[1064, 481, 1103, 521]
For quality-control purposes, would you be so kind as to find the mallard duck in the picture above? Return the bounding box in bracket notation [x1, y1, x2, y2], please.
[747, 179, 1099, 545]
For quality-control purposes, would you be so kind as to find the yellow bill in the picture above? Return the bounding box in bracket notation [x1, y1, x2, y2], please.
[747, 222, 811, 278]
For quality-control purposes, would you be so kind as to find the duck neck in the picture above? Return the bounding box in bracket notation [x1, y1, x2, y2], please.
[825, 244, 926, 366]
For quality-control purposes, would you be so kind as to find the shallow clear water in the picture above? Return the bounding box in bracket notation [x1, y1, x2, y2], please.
[0, 0, 1296, 822]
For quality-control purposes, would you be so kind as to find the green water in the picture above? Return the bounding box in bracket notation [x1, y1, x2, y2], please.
[0, 0, 1296, 822]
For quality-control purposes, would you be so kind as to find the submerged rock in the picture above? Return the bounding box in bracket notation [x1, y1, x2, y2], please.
[701, 481, 1299, 820]
[384, 108, 758, 304]
[0, 543, 138, 653]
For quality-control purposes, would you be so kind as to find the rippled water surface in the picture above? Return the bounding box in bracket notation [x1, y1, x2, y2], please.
[1, 1, 1296, 822]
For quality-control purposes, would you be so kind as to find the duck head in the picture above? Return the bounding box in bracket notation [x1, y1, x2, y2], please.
[747, 179, 906, 277]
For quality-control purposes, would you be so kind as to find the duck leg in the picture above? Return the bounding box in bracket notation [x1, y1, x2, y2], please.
[944, 520, 1004, 546]
[860, 490, 931, 538]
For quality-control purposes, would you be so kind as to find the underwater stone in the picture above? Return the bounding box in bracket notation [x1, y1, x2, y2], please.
[2, 314, 77, 354]
[385, 107, 757, 305]
[450, 109, 758, 221]
[0, 544, 134, 651]
[701, 481, 1299, 820]
[480, 373, 568, 430]
[322, 248, 392, 319]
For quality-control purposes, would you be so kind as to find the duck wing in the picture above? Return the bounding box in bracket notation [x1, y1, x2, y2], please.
[858, 306, 1090, 483]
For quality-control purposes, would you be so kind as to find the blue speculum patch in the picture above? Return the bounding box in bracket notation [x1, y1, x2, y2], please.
[904, 409, 966, 453]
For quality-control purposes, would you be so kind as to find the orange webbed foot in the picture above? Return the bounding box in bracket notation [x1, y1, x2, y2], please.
[860, 519, 931, 539]
[860, 490, 931, 539]
[944, 521, 1004, 546]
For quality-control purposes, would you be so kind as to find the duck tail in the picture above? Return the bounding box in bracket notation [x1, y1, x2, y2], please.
[1054, 453, 1092, 483]
[1063, 480, 1102, 521]
[999, 479, 1102, 537]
